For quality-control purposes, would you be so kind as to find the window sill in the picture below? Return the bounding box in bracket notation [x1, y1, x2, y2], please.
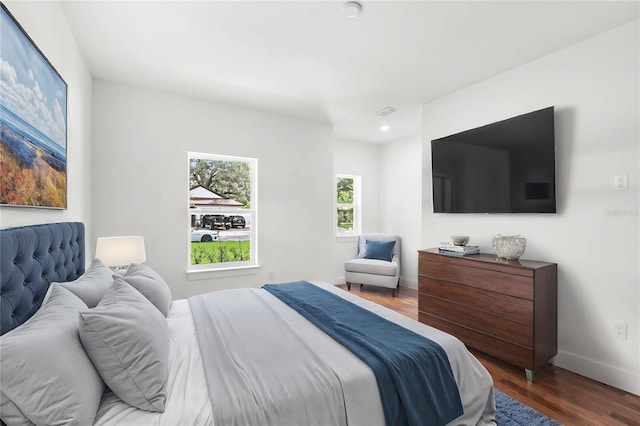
[186, 265, 261, 281]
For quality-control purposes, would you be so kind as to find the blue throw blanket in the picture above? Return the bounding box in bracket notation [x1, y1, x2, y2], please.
[262, 282, 463, 426]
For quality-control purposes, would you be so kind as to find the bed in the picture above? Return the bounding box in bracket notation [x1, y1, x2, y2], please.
[0, 222, 496, 426]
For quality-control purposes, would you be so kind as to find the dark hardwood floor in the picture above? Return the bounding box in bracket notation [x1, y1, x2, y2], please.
[337, 284, 640, 426]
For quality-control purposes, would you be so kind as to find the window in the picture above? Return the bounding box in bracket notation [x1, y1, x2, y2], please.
[188, 152, 257, 271]
[336, 174, 360, 237]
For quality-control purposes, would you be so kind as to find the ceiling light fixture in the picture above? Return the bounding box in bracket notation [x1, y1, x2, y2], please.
[380, 125, 390, 132]
[342, 1, 362, 18]
[376, 106, 397, 117]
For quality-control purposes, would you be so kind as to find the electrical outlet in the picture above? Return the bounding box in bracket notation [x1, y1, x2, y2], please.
[614, 175, 628, 191]
[614, 322, 628, 339]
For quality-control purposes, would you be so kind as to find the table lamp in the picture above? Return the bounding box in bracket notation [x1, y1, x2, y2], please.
[95, 236, 146, 270]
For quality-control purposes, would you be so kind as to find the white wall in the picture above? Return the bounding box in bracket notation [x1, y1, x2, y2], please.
[379, 134, 423, 289]
[419, 21, 639, 394]
[0, 2, 93, 244]
[92, 81, 335, 299]
[333, 138, 380, 283]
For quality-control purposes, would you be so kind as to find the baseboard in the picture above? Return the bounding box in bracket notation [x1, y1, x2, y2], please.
[400, 277, 418, 290]
[332, 277, 417, 290]
[552, 350, 640, 396]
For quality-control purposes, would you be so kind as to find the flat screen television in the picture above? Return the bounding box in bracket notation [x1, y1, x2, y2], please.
[431, 106, 556, 213]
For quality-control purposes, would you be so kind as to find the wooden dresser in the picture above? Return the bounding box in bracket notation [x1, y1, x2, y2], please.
[418, 248, 557, 381]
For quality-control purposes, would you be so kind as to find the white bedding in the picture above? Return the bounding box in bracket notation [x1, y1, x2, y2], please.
[93, 299, 211, 425]
[93, 282, 496, 426]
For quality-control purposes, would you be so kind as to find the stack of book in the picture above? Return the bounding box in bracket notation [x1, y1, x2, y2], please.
[438, 245, 480, 256]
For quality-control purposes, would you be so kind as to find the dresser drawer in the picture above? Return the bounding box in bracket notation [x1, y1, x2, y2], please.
[419, 277, 533, 325]
[419, 313, 534, 370]
[419, 294, 533, 348]
[420, 256, 533, 300]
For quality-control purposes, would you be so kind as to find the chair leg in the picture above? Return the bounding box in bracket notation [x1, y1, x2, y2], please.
[391, 288, 396, 298]
[346, 282, 351, 291]
[360, 283, 363, 289]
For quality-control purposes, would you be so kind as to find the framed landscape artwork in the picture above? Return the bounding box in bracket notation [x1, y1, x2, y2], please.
[0, 4, 68, 209]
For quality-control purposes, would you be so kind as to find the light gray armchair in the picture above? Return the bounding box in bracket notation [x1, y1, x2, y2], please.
[344, 234, 401, 297]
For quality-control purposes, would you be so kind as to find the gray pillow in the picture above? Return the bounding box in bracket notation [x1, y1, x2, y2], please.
[79, 278, 169, 412]
[0, 286, 104, 426]
[120, 262, 172, 316]
[56, 257, 114, 308]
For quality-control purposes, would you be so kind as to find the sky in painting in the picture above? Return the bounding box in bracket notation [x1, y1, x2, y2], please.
[0, 7, 67, 149]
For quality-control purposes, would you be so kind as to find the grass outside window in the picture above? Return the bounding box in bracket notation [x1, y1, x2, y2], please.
[191, 240, 251, 264]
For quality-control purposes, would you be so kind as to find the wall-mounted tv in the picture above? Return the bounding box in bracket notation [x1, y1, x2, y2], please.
[431, 106, 556, 214]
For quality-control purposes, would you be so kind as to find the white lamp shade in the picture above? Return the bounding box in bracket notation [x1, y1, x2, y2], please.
[95, 236, 146, 268]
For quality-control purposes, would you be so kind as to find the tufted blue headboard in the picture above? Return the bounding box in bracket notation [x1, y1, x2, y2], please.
[0, 222, 85, 335]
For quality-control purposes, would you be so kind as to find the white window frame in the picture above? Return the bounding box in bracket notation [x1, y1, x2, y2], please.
[187, 152, 258, 273]
[336, 173, 361, 238]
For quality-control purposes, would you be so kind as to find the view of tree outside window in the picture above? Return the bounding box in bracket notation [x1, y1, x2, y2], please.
[188, 153, 257, 270]
[337, 174, 360, 236]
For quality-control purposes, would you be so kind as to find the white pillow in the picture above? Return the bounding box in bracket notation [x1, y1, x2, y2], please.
[0, 286, 104, 426]
[120, 262, 172, 316]
[79, 278, 169, 412]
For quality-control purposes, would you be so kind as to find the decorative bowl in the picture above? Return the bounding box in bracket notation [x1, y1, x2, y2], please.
[492, 234, 526, 260]
[450, 235, 469, 246]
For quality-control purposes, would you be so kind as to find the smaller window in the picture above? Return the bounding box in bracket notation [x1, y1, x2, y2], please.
[336, 174, 361, 237]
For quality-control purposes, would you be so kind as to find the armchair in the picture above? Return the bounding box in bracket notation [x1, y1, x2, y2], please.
[344, 234, 401, 297]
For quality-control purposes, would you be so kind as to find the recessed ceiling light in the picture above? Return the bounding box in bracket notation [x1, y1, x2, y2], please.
[380, 125, 390, 132]
[342, 2, 362, 18]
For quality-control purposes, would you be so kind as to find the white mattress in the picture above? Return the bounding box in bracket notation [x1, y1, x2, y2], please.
[93, 282, 496, 426]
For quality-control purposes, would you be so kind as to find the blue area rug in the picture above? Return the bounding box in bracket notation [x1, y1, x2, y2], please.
[496, 390, 561, 426]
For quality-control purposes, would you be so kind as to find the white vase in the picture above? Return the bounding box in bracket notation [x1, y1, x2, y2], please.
[492, 235, 526, 260]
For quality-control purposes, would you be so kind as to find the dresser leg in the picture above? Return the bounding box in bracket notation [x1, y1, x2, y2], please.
[525, 369, 535, 382]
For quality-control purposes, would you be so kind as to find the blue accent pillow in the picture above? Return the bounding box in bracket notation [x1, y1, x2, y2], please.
[364, 240, 396, 262]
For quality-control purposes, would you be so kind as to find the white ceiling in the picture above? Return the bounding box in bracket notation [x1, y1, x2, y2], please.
[60, 1, 639, 144]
